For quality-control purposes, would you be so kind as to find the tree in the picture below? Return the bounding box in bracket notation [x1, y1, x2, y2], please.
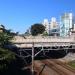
[0, 27, 15, 72]
[43, 31, 48, 36]
[0, 47, 15, 71]
[0, 24, 5, 29]
[31, 23, 45, 36]
[0, 32, 13, 47]
[16, 32, 19, 35]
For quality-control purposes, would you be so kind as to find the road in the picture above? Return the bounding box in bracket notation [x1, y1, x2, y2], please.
[33, 59, 75, 75]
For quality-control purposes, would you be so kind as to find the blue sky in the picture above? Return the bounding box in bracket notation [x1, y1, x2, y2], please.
[0, 0, 75, 33]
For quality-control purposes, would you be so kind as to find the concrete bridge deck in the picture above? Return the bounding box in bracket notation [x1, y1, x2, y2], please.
[12, 36, 73, 43]
[10, 36, 75, 48]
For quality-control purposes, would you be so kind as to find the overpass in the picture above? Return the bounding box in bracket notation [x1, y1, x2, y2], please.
[9, 35, 75, 72]
[11, 35, 75, 48]
[9, 35, 75, 58]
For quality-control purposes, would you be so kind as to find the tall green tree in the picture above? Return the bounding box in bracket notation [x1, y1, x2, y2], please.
[0, 32, 13, 47]
[0, 47, 15, 71]
[31, 23, 45, 36]
[0, 27, 15, 72]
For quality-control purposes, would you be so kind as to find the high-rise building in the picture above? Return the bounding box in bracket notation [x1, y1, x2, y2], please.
[74, 24, 75, 31]
[50, 17, 57, 29]
[42, 19, 49, 34]
[60, 13, 75, 37]
[49, 17, 60, 36]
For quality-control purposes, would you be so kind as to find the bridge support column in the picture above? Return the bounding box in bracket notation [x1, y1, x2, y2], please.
[65, 49, 68, 54]
[42, 46, 45, 56]
[32, 42, 34, 75]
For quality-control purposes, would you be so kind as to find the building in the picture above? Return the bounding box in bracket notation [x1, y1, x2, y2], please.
[0, 25, 4, 32]
[42, 19, 50, 34]
[73, 24, 75, 31]
[60, 13, 75, 37]
[49, 17, 60, 36]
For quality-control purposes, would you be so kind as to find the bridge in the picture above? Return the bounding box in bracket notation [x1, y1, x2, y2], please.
[9, 34, 75, 73]
[9, 34, 75, 58]
[11, 35, 75, 48]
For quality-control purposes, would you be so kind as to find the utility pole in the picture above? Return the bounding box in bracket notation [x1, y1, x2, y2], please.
[32, 42, 34, 75]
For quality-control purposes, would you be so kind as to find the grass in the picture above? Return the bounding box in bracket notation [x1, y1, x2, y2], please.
[68, 60, 75, 69]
